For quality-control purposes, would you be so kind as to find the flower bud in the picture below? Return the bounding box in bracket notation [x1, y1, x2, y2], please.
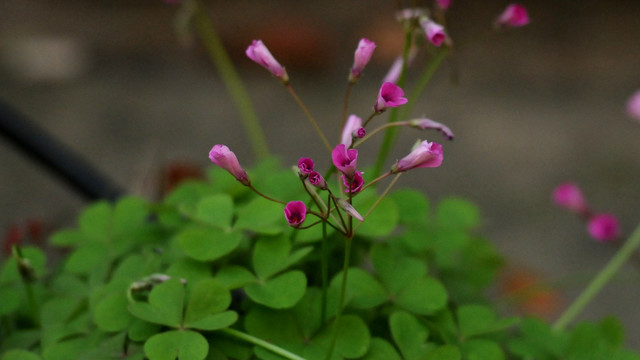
[246, 40, 289, 83]
[420, 18, 447, 47]
[350, 38, 376, 82]
[587, 214, 620, 242]
[209, 144, 250, 186]
[337, 199, 364, 221]
[392, 140, 443, 173]
[298, 157, 315, 175]
[308, 171, 328, 190]
[552, 183, 588, 214]
[374, 82, 408, 112]
[495, 4, 530, 28]
[409, 118, 454, 140]
[284, 201, 307, 227]
[342, 171, 364, 194]
[340, 115, 363, 148]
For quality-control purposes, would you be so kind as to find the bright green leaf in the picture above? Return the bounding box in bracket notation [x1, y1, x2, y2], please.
[396, 277, 448, 315]
[371, 244, 426, 294]
[0, 287, 21, 315]
[353, 193, 399, 238]
[165, 259, 211, 284]
[128, 278, 184, 328]
[234, 197, 284, 235]
[129, 318, 162, 342]
[361, 338, 402, 360]
[94, 293, 132, 332]
[144, 330, 208, 360]
[391, 189, 429, 225]
[112, 196, 149, 235]
[1, 349, 43, 360]
[390, 310, 430, 360]
[186, 311, 237, 331]
[184, 278, 231, 324]
[436, 197, 479, 229]
[64, 242, 110, 275]
[330, 268, 387, 309]
[50, 229, 85, 247]
[178, 227, 241, 262]
[215, 266, 256, 289]
[252, 236, 291, 280]
[245, 271, 306, 309]
[78, 201, 111, 237]
[194, 194, 234, 230]
[461, 339, 504, 360]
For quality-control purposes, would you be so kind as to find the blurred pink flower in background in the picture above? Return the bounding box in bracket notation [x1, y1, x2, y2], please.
[626, 90, 640, 121]
[552, 182, 588, 214]
[496, 4, 530, 28]
[587, 214, 620, 242]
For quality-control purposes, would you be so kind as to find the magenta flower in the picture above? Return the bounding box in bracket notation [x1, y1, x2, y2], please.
[420, 19, 447, 47]
[308, 171, 327, 190]
[496, 4, 530, 28]
[436, 0, 451, 10]
[332, 144, 358, 179]
[552, 182, 588, 214]
[626, 90, 640, 121]
[392, 140, 443, 173]
[350, 38, 376, 82]
[587, 214, 620, 242]
[409, 118, 454, 140]
[284, 201, 307, 227]
[298, 157, 315, 175]
[208, 144, 250, 185]
[246, 40, 289, 83]
[356, 127, 366, 139]
[374, 82, 408, 112]
[342, 171, 364, 194]
[340, 115, 363, 148]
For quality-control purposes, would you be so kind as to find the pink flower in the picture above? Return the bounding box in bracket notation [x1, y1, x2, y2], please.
[392, 140, 443, 173]
[626, 90, 640, 121]
[374, 82, 408, 112]
[332, 144, 358, 179]
[496, 4, 530, 28]
[246, 40, 289, 83]
[340, 115, 363, 148]
[298, 157, 315, 175]
[350, 38, 376, 82]
[208, 144, 250, 185]
[420, 19, 447, 47]
[342, 171, 364, 194]
[356, 127, 366, 139]
[587, 214, 620, 242]
[435, 0, 451, 10]
[284, 201, 307, 227]
[308, 171, 327, 190]
[409, 118, 454, 140]
[382, 49, 416, 84]
[552, 182, 588, 214]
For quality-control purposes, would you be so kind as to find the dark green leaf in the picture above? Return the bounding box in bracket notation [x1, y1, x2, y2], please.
[128, 318, 161, 342]
[353, 193, 399, 238]
[371, 244, 427, 294]
[215, 266, 256, 289]
[330, 268, 387, 309]
[245, 271, 306, 309]
[436, 197, 479, 229]
[391, 189, 429, 225]
[178, 227, 241, 262]
[427, 345, 461, 360]
[390, 310, 431, 360]
[64, 242, 110, 275]
[1, 349, 43, 360]
[361, 338, 402, 360]
[184, 278, 231, 323]
[112, 196, 149, 235]
[0, 287, 21, 315]
[94, 293, 132, 332]
[395, 277, 448, 315]
[128, 278, 184, 328]
[252, 236, 292, 280]
[461, 339, 504, 360]
[458, 304, 519, 339]
[144, 330, 209, 360]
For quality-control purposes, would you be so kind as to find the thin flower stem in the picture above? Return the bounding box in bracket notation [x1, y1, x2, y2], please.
[354, 173, 403, 233]
[354, 121, 409, 148]
[552, 221, 640, 332]
[324, 235, 353, 360]
[361, 171, 393, 192]
[361, 111, 379, 129]
[285, 85, 332, 152]
[220, 328, 306, 360]
[191, 2, 269, 160]
[321, 221, 329, 324]
[249, 185, 286, 205]
[341, 82, 355, 133]
[401, 47, 450, 118]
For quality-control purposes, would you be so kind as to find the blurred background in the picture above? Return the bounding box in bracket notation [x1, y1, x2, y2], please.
[1, 0, 640, 349]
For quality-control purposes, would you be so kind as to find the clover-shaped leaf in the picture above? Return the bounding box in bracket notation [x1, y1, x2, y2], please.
[178, 227, 242, 262]
[329, 268, 387, 310]
[395, 277, 448, 315]
[353, 193, 398, 238]
[94, 293, 133, 332]
[184, 278, 237, 331]
[215, 266, 257, 289]
[390, 310, 434, 360]
[360, 338, 401, 360]
[391, 189, 429, 225]
[461, 339, 504, 360]
[194, 194, 234, 230]
[371, 244, 426, 295]
[252, 236, 312, 280]
[128, 278, 184, 328]
[457, 304, 519, 339]
[1, 349, 43, 360]
[245, 270, 306, 309]
[144, 330, 208, 360]
[234, 197, 284, 235]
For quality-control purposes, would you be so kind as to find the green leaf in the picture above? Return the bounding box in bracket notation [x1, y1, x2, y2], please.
[42, 336, 94, 360]
[178, 227, 241, 262]
[184, 278, 231, 323]
[245, 271, 306, 309]
[390, 310, 431, 360]
[50, 229, 85, 247]
[166, 259, 212, 284]
[94, 293, 133, 332]
[0, 246, 47, 283]
[234, 197, 284, 235]
[325, 315, 371, 358]
[209, 337, 254, 360]
[128, 278, 184, 328]
[391, 189, 429, 225]
[395, 277, 448, 315]
[129, 318, 161, 342]
[215, 266, 256, 289]
[186, 311, 237, 331]
[461, 339, 504, 360]
[144, 330, 209, 360]
[371, 244, 427, 294]
[79, 201, 112, 237]
[353, 193, 399, 238]
[64, 242, 110, 275]
[194, 194, 234, 230]
[600, 316, 624, 348]
[112, 196, 149, 235]
[436, 197, 479, 229]
[0, 287, 21, 315]
[252, 236, 292, 280]
[329, 268, 387, 309]
[457, 304, 519, 339]
[427, 345, 461, 360]
[361, 338, 402, 360]
[1, 349, 43, 360]
[292, 288, 323, 339]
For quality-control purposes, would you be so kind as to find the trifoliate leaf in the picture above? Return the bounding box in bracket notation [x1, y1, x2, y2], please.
[245, 271, 306, 309]
[144, 330, 208, 360]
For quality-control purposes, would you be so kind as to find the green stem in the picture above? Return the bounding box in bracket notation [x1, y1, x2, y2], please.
[286, 85, 333, 152]
[552, 222, 640, 332]
[354, 173, 402, 233]
[220, 328, 306, 360]
[401, 47, 450, 118]
[324, 235, 353, 360]
[191, 2, 269, 160]
[321, 222, 329, 324]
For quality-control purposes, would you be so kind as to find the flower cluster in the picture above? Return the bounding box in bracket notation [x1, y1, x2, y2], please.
[553, 182, 620, 242]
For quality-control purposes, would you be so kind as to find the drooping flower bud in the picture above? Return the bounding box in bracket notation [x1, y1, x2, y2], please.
[246, 40, 289, 83]
[342, 171, 365, 194]
[332, 144, 358, 180]
[284, 201, 307, 227]
[626, 90, 640, 121]
[409, 118, 454, 140]
[298, 157, 315, 175]
[374, 82, 408, 112]
[420, 18, 447, 47]
[495, 4, 530, 28]
[355, 127, 366, 139]
[587, 214, 620, 242]
[392, 140, 443, 173]
[552, 183, 588, 214]
[337, 199, 364, 221]
[349, 38, 376, 83]
[308, 171, 328, 190]
[341, 115, 363, 148]
[209, 145, 250, 186]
